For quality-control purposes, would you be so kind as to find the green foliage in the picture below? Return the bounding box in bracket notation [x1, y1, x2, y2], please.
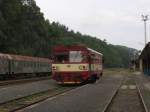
[0, 0, 136, 68]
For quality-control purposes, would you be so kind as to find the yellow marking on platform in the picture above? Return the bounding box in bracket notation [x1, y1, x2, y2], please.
[129, 85, 136, 89]
[121, 85, 128, 89]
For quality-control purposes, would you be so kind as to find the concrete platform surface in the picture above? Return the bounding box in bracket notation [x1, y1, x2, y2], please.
[0, 79, 57, 104]
[20, 75, 123, 112]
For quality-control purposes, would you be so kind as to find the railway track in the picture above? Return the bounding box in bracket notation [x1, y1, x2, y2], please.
[1, 73, 147, 112]
[102, 76, 148, 112]
[136, 82, 148, 112]
[0, 76, 51, 86]
[0, 76, 125, 112]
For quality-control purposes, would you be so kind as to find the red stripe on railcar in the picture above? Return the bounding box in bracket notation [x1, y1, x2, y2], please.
[52, 71, 90, 84]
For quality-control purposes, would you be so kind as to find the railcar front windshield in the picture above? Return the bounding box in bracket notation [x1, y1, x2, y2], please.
[54, 53, 69, 63]
[54, 51, 87, 63]
[69, 51, 82, 62]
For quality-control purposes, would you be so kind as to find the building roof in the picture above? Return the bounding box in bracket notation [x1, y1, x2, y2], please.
[139, 42, 150, 59]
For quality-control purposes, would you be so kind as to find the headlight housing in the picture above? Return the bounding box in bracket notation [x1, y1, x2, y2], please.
[79, 65, 87, 70]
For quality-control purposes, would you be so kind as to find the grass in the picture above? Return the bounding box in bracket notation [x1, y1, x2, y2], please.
[104, 68, 132, 76]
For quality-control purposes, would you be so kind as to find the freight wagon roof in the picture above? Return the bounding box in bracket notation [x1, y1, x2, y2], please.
[53, 45, 103, 56]
[0, 53, 12, 59]
[9, 54, 51, 62]
[139, 42, 150, 59]
[0, 53, 51, 63]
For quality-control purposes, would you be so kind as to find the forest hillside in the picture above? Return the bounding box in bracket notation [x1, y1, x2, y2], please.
[0, 0, 136, 68]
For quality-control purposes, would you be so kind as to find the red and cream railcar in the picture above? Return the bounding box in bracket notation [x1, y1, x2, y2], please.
[52, 45, 103, 84]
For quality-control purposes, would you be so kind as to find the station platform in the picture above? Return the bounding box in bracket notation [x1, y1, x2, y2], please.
[0, 79, 56, 104]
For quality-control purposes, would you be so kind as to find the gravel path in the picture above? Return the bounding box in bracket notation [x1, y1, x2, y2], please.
[106, 76, 145, 112]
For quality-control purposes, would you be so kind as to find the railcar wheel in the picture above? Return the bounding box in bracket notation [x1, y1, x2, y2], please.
[89, 75, 97, 83]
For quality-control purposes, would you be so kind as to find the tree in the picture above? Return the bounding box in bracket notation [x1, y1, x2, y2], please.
[0, 0, 136, 68]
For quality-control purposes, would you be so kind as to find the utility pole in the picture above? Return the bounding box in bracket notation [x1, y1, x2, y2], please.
[142, 15, 149, 46]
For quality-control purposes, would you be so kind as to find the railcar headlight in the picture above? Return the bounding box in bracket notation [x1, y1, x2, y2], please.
[79, 65, 87, 70]
[52, 66, 58, 70]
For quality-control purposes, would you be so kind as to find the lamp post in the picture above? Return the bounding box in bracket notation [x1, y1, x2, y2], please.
[142, 15, 149, 46]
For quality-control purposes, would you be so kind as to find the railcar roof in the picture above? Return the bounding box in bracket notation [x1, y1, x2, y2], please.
[87, 48, 103, 56]
[53, 45, 87, 52]
[139, 42, 150, 59]
[53, 45, 103, 56]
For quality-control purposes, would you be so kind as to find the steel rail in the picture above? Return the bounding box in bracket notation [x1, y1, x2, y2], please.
[10, 83, 90, 112]
[10, 88, 74, 112]
[101, 78, 123, 112]
[102, 79, 148, 112]
[0, 76, 51, 86]
[136, 82, 148, 112]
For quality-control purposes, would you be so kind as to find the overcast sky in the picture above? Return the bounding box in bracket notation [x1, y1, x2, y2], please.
[35, 0, 150, 50]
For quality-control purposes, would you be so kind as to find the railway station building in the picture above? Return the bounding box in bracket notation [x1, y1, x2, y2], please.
[139, 42, 150, 75]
